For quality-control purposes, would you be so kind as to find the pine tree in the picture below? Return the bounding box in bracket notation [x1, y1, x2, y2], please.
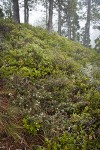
[48, 0, 54, 33]
[45, 0, 49, 29]
[79, 0, 100, 47]
[62, 0, 79, 40]
[12, 0, 20, 23]
[0, 8, 4, 18]
[57, 0, 62, 35]
[1, 0, 12, 18]
[41, 0, 49, 29]
[24, 0, 29, 23]
[83, 0, 91, 47]
[23, 0, 38, 24]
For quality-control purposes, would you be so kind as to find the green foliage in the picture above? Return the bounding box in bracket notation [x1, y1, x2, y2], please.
[0, 8, 4, 18]
[0, 19, 100, 149]
[23, 117, 41, 135]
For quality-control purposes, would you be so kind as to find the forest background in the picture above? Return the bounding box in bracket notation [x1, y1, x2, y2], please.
[0, 0, 100, 49]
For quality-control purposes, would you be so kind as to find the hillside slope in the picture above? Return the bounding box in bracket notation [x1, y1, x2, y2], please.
[0, 19, 100, 150]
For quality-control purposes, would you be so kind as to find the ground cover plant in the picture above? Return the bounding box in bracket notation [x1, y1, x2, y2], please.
[0, 18, 100, 150]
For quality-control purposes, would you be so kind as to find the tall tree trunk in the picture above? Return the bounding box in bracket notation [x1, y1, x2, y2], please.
[67, 0, 71, 39]
[9, 0, 12, 18]
[83, 0, 91, 47]
[46, 0, 48, 29]
[12, 0, 20, 23]
[58, 0, 61, 35]
[68, 15, 71, 39]
[48, 0, 53, 33]
[24, 0, 29, 23]
[72, 23, 75, 40]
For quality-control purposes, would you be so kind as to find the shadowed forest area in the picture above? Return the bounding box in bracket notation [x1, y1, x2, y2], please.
[0, 0, 100, 150]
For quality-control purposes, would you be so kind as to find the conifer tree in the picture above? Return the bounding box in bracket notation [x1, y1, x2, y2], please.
[48, 0, 54, 33]
[83, 0, 91, 47]
[1, 0, 12, 18]
[24, 0, 29, 23]
[61, 0, 79, 40]
[0, 8, 4, 18]
[12, 0, 20, 23]
[57, 0, 62, 35]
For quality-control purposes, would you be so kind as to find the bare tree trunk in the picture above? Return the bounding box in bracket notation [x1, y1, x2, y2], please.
[68, 15, 71, 39]
[58, 0, 61, 35]
[67, 0, 71, 39]
[46, 0, 48, 29]
[12, 0, 20, 23]
[83, 0, 91, 47]
[24, 0, 29, 23]
[48, 0, 53, 33]
[72, 23, 75, 40]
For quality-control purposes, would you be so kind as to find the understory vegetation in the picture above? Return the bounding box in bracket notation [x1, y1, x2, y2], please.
[0, 19, 100, 150]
